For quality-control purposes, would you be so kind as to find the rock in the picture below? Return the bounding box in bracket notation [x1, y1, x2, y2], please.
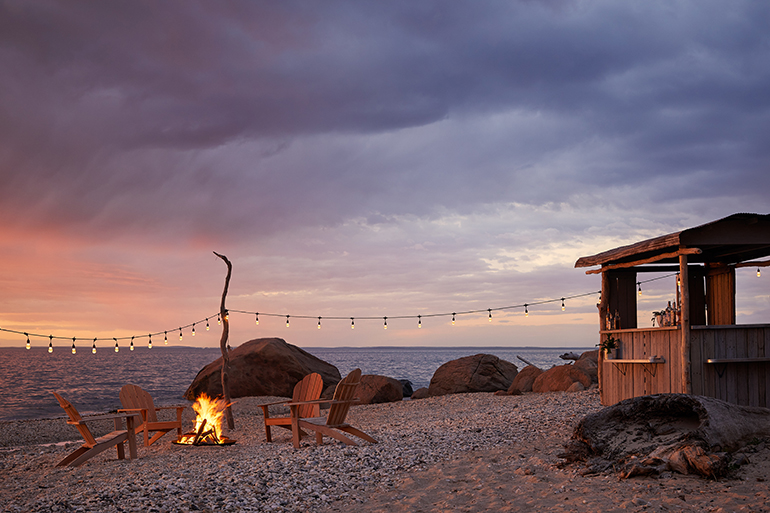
[559, 352, 581, 361]
[567, 382, 585, 392]
[573, 349, 599, 383]
[428, 354, 518, 397]
[562, 393, 770, 478]
[410, 387, 430, 400]
[399, 379, 414, 398]
[532, 365, 591, 393]
[356, 375, 404, 404]
[508, 365, 543, 393]
[183, 338, 341, 400]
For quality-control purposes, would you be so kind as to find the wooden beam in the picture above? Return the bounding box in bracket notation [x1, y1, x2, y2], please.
[680, 254, 692, 395]
[735, 259, 770, 269]
[585, 248, 702, 275]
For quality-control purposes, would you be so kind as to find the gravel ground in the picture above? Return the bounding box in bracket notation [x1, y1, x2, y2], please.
[0, 390, 604, 512]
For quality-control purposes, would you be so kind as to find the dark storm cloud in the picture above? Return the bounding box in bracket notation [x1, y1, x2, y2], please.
[1, 0, 768, 242]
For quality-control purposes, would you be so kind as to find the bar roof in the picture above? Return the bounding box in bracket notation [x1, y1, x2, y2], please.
[575, 213, 770, 269]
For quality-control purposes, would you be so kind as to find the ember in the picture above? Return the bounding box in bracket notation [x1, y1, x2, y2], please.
[175, 394, 235, 446]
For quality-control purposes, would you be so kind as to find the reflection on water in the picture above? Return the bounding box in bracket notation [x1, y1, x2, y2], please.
[0, 345, 591, 421]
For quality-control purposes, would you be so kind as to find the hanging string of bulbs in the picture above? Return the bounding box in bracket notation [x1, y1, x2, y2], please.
[3, 267, 761, 352]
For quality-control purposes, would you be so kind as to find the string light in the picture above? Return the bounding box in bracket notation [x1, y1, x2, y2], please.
[561, 298, 565, 311]
[286, 315, 290, 328]
[164, 331, 168, 345]
[92, 338, 97, 354]
[206, 318, 210, 331]
[524, 304, 529, 317]
[192, 323, 196, 336]
[218, 313, 222, 325]
[48, 335, 53, 353]
[317, 317, 322, 329]
[255, 313, 259, 325]
[488, 309, 492, 322]
[25, 333, 30, 350]
[179, 328, 183, 341]
[130, 336, 135, 351]
[351, 317, 355, 329]
[418, 315, 422, 328]
[114, 337, 119, 353]
[148, 334, 152, 349]
[383, 317, 388, 330]
[638, 282, 642, 296]
[452, 313, 456, 325]
[71, 337, 76, 354]
[224, 310, 229, 321]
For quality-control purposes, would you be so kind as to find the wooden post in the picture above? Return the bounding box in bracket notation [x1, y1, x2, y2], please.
[680, 253, 692, 395]
[598, 269, 610, 404]
[214, 251, 235, 430]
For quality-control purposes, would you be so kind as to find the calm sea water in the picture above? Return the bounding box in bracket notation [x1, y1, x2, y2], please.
[0, 345, 591, 422]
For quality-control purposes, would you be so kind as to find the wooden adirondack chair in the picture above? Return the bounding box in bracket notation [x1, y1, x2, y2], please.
[289, 368, 378, 449]
[52, 392, 139, 467]
[119, 384, 185, 446]
[259, 372, 324, 442]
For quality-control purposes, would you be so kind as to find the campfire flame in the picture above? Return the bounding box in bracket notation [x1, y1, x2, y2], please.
[176, 394, 234, 445]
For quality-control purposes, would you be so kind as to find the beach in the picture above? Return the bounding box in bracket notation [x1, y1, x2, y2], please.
[2, 389, 769, 512]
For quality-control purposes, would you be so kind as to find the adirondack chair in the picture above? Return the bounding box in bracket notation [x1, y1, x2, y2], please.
[288, 368, 378, 449]
[52, 392, 139, 467]
[259, 372, 324, 442]
[119, 384, 185, 446]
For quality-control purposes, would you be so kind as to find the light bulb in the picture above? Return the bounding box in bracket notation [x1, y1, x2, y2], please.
[224, 310, 229, 321]
[286, 315, 290, 328]
[130, 337, 135, 351]
[71, 338, 76, 354]
[638, 283, 642, 296]
[452, 313, 456, 325]
[164, 331, 168, 345]
[92, 338, 97, 354]
[561, 298, 566, 311]
[524, 304, 529, 317]
[418, 315, 422, 328]
[192, 324, 196, 336]
[206, 319, 210, 331]
[179, 328, 183, 341]
[383, 317, 388, 330]
[25, 333, 30, 350]
[148, 334, 152, 349]
[488, 309, 492, 322]
[48, 335, 53, 353]
[317, 317, 322, 329]
[218, 314, 222, 325]
[114, 338, 119, 353]
[255, 313, 259, 325]
[351, 318, 355, 329]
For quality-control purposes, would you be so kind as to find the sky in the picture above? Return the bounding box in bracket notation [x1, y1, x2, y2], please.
[1, 0, 768, 351]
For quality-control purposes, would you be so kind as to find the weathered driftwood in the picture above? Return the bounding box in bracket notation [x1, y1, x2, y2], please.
[516, 355, 538, 369]
[560, 394, 770, 478]
[214, 251, 235, 430]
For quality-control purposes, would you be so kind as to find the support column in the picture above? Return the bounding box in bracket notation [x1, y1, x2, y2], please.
[680, 254, 692, 395]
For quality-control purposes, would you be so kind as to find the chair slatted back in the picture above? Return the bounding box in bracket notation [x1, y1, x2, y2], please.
[327, 368, 362, 426]
[120, 384, 159, 423]
[53, 392, 97, 447]
[292, 373, 323, 418]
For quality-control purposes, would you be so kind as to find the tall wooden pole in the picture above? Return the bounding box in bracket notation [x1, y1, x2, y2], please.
[680, 253, 692, 395]
[598, 270, 610, 405]
[214, 251, 235, 430]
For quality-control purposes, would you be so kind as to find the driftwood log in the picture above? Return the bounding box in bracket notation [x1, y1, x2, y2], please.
[560, 394, 770, 479]
[214, 252, 235, 430]
[516, 355, 538, 369]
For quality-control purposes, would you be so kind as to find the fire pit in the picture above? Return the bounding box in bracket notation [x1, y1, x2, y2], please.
[174, 394, 236, 446]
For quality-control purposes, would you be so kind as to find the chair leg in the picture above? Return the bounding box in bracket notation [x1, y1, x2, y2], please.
[114, 418, 125, 460]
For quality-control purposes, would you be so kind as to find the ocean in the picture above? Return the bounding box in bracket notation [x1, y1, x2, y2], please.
[0, 345, 592, 422]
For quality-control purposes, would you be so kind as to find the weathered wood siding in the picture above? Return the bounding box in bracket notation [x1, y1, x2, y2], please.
[599, 327, 681, 406]
[690, 325, 770, 408]
[600, 324, 770, 408]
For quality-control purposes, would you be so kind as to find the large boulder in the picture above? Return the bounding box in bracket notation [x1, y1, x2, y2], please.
[356, 375, 404, 404]
[428, 354, 518, 397]
[532, 365, 591, 393]
[184, 338, 341, 400]
[410, 387, 430, 400]
[508, 365, 543, 393]
[573, 349, 599, 384]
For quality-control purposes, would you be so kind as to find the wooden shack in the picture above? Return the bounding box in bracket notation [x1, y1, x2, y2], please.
[575, 213, 770, 407]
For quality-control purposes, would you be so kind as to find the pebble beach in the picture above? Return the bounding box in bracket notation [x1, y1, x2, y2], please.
[2, 389, 769, 512]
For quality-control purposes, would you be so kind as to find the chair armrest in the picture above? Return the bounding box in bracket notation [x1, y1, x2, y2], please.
[257, 399, 291, 408]
[67, 412, 140, 425]
[287, 398, 359, 407]
[155, 405, 187, 412]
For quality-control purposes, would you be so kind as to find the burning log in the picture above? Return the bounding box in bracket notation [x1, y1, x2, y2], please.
[174, 394, 236, 446]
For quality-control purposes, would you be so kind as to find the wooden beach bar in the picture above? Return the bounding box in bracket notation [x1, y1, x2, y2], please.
[575, 213, 770, 407]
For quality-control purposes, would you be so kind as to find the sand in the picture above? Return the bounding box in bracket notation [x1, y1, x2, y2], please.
[1, 389, 769, 512]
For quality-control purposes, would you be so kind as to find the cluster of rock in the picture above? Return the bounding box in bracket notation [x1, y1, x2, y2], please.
[185, 338, 599, 406]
